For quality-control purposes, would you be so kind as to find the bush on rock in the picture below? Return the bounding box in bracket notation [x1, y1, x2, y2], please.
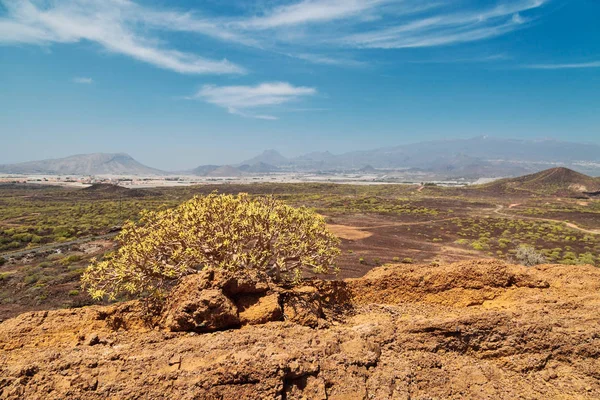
[82, 193, 340, 301]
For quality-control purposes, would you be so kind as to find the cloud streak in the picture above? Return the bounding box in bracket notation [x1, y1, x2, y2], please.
[237, 0, 389, 30]
[0, 0, 245, 75]
[72, 77, 93, 84]
[337, 0, 546, 49]
[0, 0, 551, 72]
[193, 82, 317, 120]
[525, 61, 600, 70]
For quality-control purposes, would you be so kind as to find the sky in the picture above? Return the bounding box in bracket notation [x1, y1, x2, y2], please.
[0, 0, 599, 170]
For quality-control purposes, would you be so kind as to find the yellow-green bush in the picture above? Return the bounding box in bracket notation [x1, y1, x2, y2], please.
[82, 193, 340, 300]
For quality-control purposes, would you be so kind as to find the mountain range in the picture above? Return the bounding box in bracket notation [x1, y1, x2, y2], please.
[1, 137, 599, 178]
[234, 136, 600, 173]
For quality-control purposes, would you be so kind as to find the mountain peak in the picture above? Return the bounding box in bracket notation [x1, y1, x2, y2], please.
[239, 149, 288, 166]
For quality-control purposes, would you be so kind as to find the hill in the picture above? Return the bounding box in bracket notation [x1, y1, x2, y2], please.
[238, 162, 279, 173]
[190, 165, 220, 176]
[80, 183, 150, 198]
[239, 149, 289, 167]
[0, 153, 163, 176]
[1, 260, 600, 398]
[481, 167, 600, 196]
[206, 165, 244, 177]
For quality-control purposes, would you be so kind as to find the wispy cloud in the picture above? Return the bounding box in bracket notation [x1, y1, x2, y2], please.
[236, 0, 390, 30]
[192, 82, 317, 120]
[525, 61, 600, 70]
[288, 52, 367, 67]
[337, 0, 546, 49]
[0, 0, 245, 75]
[0, 0, 553, 77]
[72, 77, 93, 84]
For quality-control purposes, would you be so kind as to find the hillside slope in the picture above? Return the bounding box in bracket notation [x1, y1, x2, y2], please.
[1, 260, 599, 399]
[479, 167, 600, 196]
[0, 153, 163, 176]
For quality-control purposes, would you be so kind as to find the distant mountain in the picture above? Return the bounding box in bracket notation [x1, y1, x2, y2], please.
[238, 162, 279, 173]
[239, 150, 288, 167]
[359, 165, 378, 173]
[0, 153, 163, 176]
[190, 162, 279, 176]
[236, 137, 600, 178]
[480, 167, 600, 196]
[206, 166, 244, 177]
[190, 165, 220, 176]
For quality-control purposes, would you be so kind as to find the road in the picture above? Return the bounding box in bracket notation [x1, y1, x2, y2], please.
[0, 232, 119, 260]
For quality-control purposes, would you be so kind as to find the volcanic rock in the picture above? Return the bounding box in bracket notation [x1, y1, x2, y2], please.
[1, 260, 600, 399]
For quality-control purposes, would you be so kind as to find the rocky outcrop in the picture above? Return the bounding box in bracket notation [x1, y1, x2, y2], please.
[161, 268, 328, 332]
[163, 288, 240, 332]
[1, 260, 600, 399]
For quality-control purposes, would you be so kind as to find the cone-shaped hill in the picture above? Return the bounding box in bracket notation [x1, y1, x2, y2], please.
[479, 167, 600, 196]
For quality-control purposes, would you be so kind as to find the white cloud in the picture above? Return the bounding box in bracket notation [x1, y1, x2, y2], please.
[0, 0, 552, 74]
[0, 0, 245, 75]
[73, 77, 93, 84]
[288, 52, 367, 67]
[338, 0, 547, 49]
[237, 0, 389, 30]
[525, 61, 600, 70]
[193, 82, 317, 120]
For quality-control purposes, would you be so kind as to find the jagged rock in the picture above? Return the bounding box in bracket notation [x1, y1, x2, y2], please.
[283, 286, 323, 327]
[217, 269, 271, 296]
[194, 267, 271, 296]
[1, 260, 600, 399]
[85, 333, 100, 346]
[236, 293, 283, 325]
[284, 375, 327, 400]
[163, 287, 239, 332]
[161, 268, 278, 332]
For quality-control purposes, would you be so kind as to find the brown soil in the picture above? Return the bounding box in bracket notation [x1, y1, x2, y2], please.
[1, 260, 600, 399]
[326, 224, 373, 240]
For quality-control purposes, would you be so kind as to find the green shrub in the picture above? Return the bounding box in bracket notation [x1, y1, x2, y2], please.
[59, 254, 82, 266]
[401, 258, 413, 264]
[83, 194, 340, 301]
[515, 245, 546, 267]
[38, 262, 53, 268]
[23, 274, 40, 285]
[470, 241, 488, 251]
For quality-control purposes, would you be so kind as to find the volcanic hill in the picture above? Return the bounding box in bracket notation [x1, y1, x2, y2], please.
[479, 167, 600, 196]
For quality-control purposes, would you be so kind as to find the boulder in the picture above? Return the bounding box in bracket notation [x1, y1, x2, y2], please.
[163, 287, 239, 332]
[236, 293, 283, 325]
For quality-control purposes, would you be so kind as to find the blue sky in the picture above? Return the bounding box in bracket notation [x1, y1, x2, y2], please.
[0, 0, 599, 170]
